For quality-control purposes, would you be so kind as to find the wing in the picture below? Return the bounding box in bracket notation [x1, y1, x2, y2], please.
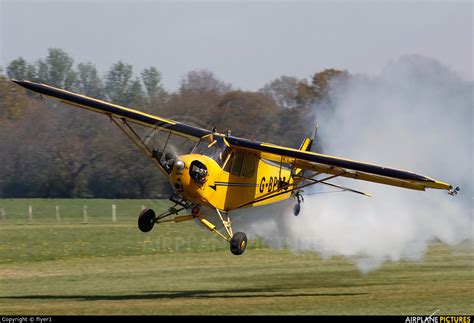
[12, 80, 212, 140]
[226, 136, 452, 192]
[13, 80, 453, 192]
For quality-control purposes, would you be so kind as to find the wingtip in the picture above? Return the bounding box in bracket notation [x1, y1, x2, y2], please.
[11, 79, 27, 86]
[426, 180, 453, 191]
[11, 79, 34, 89]
[448, 186, 460, 196]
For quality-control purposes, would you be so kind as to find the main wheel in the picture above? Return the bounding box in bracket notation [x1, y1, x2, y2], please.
[138, 208, 156, 232]
[230, 232, 248, 255]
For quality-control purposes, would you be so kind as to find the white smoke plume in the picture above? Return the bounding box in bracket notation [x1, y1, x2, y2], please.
[234, 55, 473, 273]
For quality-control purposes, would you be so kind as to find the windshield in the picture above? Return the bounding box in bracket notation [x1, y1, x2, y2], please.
[192, 136, 230, 167]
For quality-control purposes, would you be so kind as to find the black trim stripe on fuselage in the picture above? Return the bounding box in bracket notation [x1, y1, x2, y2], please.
[208, 182, 259, 191]
[213, 182, 259, 187]
[13, 80, 212, 139]
[226, 136, 433, 183]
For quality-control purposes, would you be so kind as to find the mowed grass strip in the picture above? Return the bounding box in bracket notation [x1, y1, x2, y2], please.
[0, 199, 472, 315]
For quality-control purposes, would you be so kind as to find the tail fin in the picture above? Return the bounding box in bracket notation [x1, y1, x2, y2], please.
[298, 137, 313, 152]
[294, 124, 318, 175]
[298, 124, 318, 152]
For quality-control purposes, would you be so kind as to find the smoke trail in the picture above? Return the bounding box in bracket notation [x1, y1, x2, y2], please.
[234, 55, 473, 272]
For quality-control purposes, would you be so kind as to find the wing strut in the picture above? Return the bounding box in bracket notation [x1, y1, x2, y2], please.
[230, 172, 346, 210]
[294, 174, 372, 197]
[110, 117, 169, 176]
[319, 181, 372, 197]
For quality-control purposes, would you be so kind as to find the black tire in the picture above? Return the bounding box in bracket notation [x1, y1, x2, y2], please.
[230, 232, 248, 255]
[138, 208, 156, 232]
[293, 203, 301, 216]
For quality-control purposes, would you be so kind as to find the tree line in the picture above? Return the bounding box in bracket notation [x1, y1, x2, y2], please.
[0, 48, 347, 198]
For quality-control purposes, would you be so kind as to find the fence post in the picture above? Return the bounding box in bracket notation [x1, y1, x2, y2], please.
[28, 205, 33, 222]
[112, 204, 117, 222]
[83, 205, 88, 223]
[55, 205, 60, 223]
[1, 208, 5, 221]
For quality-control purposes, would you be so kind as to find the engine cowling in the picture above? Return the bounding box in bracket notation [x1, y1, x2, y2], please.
[169, 154, 221, 207]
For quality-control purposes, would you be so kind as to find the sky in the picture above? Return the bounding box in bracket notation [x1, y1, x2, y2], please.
[1, 0, 472, 91]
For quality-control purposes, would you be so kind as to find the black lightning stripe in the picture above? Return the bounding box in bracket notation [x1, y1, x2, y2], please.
[209, 182, 259, 191]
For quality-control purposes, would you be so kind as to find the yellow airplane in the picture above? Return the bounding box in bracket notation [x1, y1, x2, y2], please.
[12, 80, 459, 255]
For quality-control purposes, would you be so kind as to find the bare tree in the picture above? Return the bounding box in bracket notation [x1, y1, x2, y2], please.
[180, 69, 232, 95]
[259, 75, 301, 109]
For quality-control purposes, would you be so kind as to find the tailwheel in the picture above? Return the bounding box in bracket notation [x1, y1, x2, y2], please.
[230, 232, 248, 255]
[293, 191, 304, 216]
[138, 208, 156, 232]
[293, 203, 301, 216]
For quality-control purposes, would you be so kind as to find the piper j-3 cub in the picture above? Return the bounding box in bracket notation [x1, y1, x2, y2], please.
[13, 80, 459, 255]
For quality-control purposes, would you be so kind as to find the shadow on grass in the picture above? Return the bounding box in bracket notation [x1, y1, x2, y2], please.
[0, 288, 368, 301]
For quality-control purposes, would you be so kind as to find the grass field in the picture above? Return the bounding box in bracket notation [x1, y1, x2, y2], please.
[0, 199, 472, 315]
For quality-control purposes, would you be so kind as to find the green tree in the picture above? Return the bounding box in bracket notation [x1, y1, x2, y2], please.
[105, 61, 133, 105]
[76, 62, 104, 98]
[128, 78, 145, 106]
[6, 57, 36, 81]
[141, 67, 164, 99]
[36, 48, 77, 89]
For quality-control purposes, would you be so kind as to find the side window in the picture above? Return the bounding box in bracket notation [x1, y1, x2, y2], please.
[230, 152, 244, 176]
[223, 153, 233, 173]
[241, 154, 255, 178]
[224, 152, 255, 177]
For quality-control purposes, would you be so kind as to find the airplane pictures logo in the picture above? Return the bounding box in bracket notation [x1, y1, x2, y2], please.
[405, 312, 471, 323]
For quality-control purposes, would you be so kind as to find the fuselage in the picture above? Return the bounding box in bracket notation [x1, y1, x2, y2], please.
[168, 135, 293, 211]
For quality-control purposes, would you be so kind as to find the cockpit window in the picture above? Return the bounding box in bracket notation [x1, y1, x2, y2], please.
[192, 136, 230, 167]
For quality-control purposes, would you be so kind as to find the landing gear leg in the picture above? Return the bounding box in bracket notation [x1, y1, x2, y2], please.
[216, 209, 247, 255]
[137, 197, 195, 233]
[194, 207, 248, 256]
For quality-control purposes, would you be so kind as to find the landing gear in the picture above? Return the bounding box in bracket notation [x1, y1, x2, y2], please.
[293, 191, 304, 216]
[137, 195, 195, 233]
[230, 232, 248, 255]
[193, 207, 248, 256]
[137, 196, 248, 256]
[138, 208, 156, 232]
